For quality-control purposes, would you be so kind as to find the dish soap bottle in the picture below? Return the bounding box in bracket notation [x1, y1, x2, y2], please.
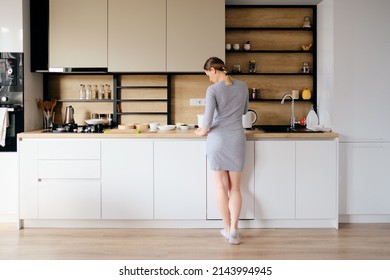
[305, 105, 319, 129]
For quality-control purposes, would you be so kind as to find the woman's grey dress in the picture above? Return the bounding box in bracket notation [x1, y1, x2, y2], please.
[202, 79, 249, 172]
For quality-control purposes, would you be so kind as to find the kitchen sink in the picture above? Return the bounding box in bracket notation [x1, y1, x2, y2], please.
[255, 125, 324, 133]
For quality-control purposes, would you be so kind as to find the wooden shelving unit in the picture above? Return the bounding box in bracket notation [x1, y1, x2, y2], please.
[113, 74, 171, 125]
[225, 5, 317, 113]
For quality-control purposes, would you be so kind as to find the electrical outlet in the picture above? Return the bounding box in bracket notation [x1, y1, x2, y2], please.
[189, 98, 206, 106]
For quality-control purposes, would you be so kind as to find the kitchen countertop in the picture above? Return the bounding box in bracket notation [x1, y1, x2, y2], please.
[18, 128, 339, 139]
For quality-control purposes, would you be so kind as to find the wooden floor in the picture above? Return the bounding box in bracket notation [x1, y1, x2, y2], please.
[1, 223, 390, 260]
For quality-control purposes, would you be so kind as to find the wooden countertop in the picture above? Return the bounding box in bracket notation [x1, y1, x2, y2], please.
[18, 128, 339, 139]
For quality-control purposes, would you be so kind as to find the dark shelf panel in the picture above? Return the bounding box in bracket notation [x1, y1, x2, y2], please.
[228, 50, 313, 53]
[117, 112, 168, 115]
[249, 99, 313, 102]
[117, 86, 167, 89]
[226, 27, 313, 31]
[57, 99, 113, 102]
[116, 99, 168, 102]
[227, 50, 313, 53]
[230, 73, 314, 76]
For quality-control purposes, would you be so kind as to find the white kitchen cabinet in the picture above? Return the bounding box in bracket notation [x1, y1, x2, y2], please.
[49, 0, 107, 68]
[154, 140, 206, 219]
[38, 179, 101, 219]
[296, 140, 338, 219]
[0, 0, 23, 52]
[167, 0, 225, 72]
[254, 139, 338, 222]
[19, 139, 39, 219]
[19, 139, 101, 220]
[255, 141, 295, 220]
[108, 0, 166, 72]
[207, 141, 255, 220]
[339, 142, 390, 215]
[18, 137, 339, 228]
[101, 139, 154, 219]
[37, 139, 101, 219]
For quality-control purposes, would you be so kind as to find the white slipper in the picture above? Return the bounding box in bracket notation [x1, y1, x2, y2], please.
[229, 229, 240, 245]
[220, 229, 229, 240]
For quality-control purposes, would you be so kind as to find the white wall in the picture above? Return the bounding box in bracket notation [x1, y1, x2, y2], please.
[317, 0, 334, 128]
[318, 0, 390, 222]
[329, 0, 390, 141]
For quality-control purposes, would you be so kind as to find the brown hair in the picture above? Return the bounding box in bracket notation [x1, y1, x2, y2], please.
[203, 57, 233, 86]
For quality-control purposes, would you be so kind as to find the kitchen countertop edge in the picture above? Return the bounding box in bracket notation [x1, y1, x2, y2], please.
[17, 129, 339, 139]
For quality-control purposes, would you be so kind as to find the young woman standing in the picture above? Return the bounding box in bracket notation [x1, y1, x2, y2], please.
[195, 57, 249, 245]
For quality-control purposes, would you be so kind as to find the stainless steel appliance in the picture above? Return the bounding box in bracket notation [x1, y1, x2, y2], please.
[0, 52, 23, 152]
[42, 124, 104, 133]
[64, 106, 75, 124]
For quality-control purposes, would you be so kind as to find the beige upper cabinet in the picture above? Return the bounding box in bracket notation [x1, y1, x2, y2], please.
[49, 0, 108, 68]
[108, 0, 166, 72]
[109, 0, 225, 72]
[167, 0, 225, 72]
[48, 0, 224, 72]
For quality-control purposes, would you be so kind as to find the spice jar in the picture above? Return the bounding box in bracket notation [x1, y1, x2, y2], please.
[250, 88, 260, 100]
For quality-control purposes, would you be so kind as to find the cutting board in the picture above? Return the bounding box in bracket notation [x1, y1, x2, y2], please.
[106, 129, 138, 134]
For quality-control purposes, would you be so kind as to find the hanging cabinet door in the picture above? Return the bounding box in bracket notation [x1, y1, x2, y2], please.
[167, 0, 225, 72]
[49, 0, 108, 68]
[108, 0, 167, 72]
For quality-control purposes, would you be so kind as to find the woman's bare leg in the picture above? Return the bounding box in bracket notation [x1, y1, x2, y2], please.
[227, 171, 242, 231]
[213, 170, 242, 244]
[213, 170, 231, 234]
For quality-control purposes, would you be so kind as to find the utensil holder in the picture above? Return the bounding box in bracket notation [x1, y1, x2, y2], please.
[43, 112, 55, 129]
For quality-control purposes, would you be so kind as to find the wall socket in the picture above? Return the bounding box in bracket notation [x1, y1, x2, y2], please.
[189, 98, 206, 106]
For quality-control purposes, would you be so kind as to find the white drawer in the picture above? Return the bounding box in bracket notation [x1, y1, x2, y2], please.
[38, 140, 100, 159]
[38, 160, 100, 179]
[38, 179, 101, 219]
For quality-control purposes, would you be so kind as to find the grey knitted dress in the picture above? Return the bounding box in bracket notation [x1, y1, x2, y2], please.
[202, 79, 249, 172]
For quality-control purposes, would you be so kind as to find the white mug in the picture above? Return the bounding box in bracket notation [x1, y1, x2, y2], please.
[233, 43, 240, 51]
[225, 43, 232, 51]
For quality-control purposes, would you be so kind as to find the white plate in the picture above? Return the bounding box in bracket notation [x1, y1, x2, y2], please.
[85, 119, 104, 125]
[158, 125, 176, 131]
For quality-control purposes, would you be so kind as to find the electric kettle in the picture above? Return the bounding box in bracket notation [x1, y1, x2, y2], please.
[242, 109, 258, 129]
[64, 105, 75, 124]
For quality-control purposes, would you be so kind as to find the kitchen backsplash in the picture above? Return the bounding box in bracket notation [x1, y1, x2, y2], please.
[46, 74, 312, 126]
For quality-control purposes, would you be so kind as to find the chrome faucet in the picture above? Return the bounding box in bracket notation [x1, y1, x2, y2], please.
[281, 93, 295, 129]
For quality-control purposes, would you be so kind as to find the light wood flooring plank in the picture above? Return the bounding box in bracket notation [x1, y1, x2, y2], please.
[1, 224, 389, 260]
